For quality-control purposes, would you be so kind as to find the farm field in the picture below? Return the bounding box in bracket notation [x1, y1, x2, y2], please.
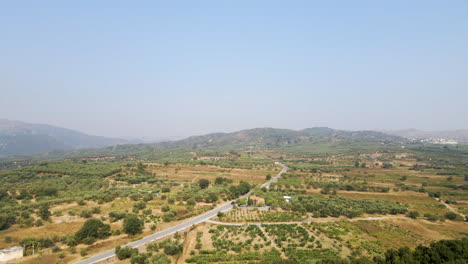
[0, 140, 467, 263]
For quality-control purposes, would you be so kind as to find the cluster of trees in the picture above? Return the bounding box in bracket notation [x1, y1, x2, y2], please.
[115, 246, 171, 264]
[378, 238, 468, 264]
[75, 218, 111, 244]
[186, 248, 284, 263]
[305, 181, 390, 193]
[227, 181, 252, 199]
[258, 191, 407, 218]
[174, 180, 251, 205]
[297, 196, 407, 218]
[115, 174, 159, 184]
[314, 238, 468, 264]
[214, 177, 233, 185]
[0, 161, 122, 184]
[115, 239, 181, 263]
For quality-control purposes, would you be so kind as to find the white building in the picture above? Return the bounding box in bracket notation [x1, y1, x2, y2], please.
[0, 246, 23, 263]
[283, 196, 292, 202]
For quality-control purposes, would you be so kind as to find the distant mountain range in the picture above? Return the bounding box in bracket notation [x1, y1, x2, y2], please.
[9, 119, 459, 159]
[0, 119, 139, 157]
[86, 127, 405, 156]
[384, 129, 468, 142]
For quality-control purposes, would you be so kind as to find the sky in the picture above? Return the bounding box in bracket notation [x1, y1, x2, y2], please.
[1, 1, 467, 139]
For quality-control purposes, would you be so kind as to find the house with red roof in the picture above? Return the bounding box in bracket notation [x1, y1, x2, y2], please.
[249, 196, 265, 206]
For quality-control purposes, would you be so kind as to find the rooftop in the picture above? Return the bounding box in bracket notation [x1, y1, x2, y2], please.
[0, 246, 23, 254]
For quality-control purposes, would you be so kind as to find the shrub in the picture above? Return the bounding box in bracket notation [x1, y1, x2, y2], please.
[407, 211, 419, 219]
[161, 205, 170, 212]
[80, 210, 93, 218]
[123, 214, 143, 235]
[82, 237, 95, 245]
[130, 252, 151, 264]
[35, 219, 43, 226]
[115, 245, 138, 260]
[109, 211, 126, 221]
[146, 252, 171, 264]
[38, 205, 51, 220]
[445, 212, 457, 220]
[159, 239, 183, 255]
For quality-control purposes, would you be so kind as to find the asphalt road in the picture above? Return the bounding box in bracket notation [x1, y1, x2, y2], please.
[74, 162, 287, 264]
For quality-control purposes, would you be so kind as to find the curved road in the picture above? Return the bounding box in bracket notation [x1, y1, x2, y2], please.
[74, 162, 287, 264]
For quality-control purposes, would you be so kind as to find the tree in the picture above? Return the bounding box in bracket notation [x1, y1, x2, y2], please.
[146, 252, 171, 264]
[123, 214, 143, 235]
[266, 174, 272, 180]
[75, 218, 111, 242]
[198, 179, 210, 189]
[354, 161, 360, 168]
[38, 205, 51, 220]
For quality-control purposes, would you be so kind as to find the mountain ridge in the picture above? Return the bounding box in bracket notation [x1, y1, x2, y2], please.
[0, 119, 139, 156]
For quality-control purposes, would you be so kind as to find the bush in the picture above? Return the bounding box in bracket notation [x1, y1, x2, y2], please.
[146, 252, 171, 264]
[35, 219, 44, 226]
[109, 211, 126, 221]
[161, 205, 170, 212]
[0, 214, 16, 230]
[130, 252, 151, 264]
[115, 245, 138, 260]
[445, 212, 457, 220]
[80, 210, 93, 218]
[82, 237, 95, 245]
[80, 248, 87, 256]
[123, 214, 143, 235]
[407, 211, 419, 219]
[38, 205, 51, 220]
[159, 239, 183, 255]
[65, 236, 77, 246]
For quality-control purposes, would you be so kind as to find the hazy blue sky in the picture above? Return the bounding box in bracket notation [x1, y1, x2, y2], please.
[1, 1, 467, 139]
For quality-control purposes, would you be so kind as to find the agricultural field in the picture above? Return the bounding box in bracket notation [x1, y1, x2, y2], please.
[0, 140, 466, 263]
[0, 160, 274, 263]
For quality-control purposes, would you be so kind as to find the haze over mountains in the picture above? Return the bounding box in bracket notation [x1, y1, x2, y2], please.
[0, 119, 139, 157]
[1, 119, 467, 158]
[384, 129, 468, 142]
